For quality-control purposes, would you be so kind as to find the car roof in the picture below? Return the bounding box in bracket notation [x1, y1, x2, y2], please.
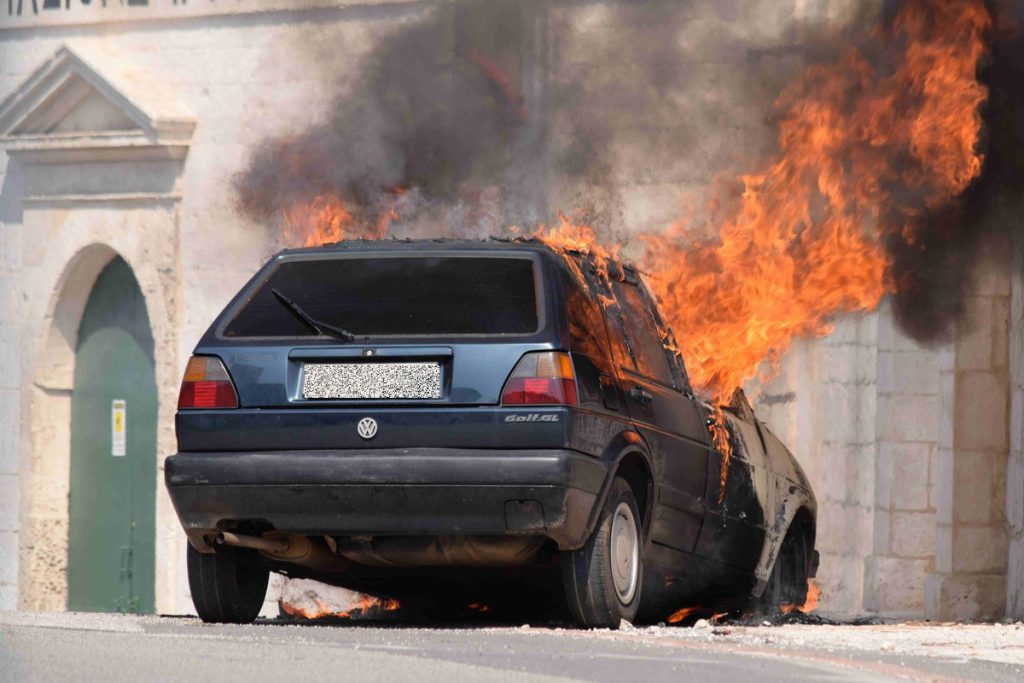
[275, 237, 638, 276]
[280, 237, 552, 256]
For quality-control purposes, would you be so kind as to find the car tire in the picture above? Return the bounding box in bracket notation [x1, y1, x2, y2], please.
[759, 527, 810, 611]
[562, 477, 643, 629]
[187, 543, 269, 624]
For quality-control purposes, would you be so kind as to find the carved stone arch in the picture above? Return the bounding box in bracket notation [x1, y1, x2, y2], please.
[36, 243, 121, 392]
[21, 243, 123, 609]
[3, 45, 192, 612]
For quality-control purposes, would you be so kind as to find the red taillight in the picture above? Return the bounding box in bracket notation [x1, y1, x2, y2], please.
[501, 352, 578, 406]
[178, 356, 238, 409]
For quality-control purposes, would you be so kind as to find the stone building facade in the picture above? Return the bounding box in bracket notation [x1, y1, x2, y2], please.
[0, 0, 1020, 619]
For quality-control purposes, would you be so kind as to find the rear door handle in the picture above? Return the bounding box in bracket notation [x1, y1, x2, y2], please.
[630, 387, 654, 405]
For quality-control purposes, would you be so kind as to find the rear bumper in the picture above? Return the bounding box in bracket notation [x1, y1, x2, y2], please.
[164, 448, 608, 550]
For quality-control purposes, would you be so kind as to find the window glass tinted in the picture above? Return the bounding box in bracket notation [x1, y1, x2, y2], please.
[612, 280, 674, 385]
[564, 272, 613, 373]
[224, 256, 538, 337]
[605, 305, 636, 373]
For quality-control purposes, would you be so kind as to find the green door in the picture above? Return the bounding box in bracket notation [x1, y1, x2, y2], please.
[67, 257, 157, 613]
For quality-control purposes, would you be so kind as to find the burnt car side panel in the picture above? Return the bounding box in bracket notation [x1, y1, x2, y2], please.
[694, 410, 770, 573]
[694, 406, 816, 590]
[752, 422, 818, 590]
[560, 266, 635, 458]
[580, 430, 654, 540]
[623, 370, 708, 555]
[609, 278, 709, 555]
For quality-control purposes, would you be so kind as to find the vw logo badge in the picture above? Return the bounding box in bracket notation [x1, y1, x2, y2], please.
[357, 417, 378, 440]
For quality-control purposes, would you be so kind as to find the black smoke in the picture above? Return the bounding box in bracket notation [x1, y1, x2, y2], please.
[234, 0, 825, 238]
[886, 0, 1024, 342]
[235, 0, 545, 235]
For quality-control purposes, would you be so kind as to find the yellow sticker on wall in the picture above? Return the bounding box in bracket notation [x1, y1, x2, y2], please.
[111, 400, 127, 457]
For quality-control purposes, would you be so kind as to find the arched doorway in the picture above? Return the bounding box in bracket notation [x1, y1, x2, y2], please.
[66, 257, 157, 613]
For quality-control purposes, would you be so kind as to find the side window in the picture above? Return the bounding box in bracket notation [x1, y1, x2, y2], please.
[612, 280, 675, 387]
[604, 303, 635, 373]
[564, 272, 613, 374]
[646, 292, 694, 394]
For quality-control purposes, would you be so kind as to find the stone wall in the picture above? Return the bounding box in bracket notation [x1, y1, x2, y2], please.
[0, 172, 21, 611]
[755, 316, 884, 615]
[1008, 212, 1024, 620]
[865, 306, 941, 617]
[0, 2, 430, 615]
[926, 239, 1012, 621]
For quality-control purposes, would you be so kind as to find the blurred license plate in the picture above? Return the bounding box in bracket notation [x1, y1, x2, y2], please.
[302, 362, 441, 400]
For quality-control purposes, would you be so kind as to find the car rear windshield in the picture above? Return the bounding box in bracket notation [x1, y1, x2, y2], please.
[222, 256, 540, 338]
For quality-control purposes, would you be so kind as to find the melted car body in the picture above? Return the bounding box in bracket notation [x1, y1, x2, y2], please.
[166, 240, 817, 627]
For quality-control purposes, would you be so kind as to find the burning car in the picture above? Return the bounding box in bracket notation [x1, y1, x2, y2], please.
[165, 239, 817, 628]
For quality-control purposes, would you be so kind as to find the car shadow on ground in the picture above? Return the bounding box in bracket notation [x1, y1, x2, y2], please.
[258, 604, 574, 630]
[254, 603, 881, 630]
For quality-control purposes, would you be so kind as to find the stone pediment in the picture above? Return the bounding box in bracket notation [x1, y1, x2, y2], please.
[0, 44, 194, 161]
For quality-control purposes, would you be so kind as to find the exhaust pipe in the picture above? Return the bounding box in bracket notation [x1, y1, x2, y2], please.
[220, 531, 290, 554]
[218, 532, 350, 573]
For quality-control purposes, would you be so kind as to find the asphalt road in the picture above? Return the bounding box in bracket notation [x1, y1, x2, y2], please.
[2, 612, 1022, 683]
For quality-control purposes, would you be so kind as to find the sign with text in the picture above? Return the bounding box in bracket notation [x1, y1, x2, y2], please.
[111, 399, 126, 457]
[2, 0, 401, 29]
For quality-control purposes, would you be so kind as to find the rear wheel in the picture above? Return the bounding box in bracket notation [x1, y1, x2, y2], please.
[187, 543, 269, 624]
[562, 477, 643, 629]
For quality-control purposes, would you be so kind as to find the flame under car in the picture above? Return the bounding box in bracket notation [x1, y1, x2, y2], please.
[165, 240, 817, 628]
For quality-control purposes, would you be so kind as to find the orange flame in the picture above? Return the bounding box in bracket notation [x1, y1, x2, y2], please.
[284, 194, 354, 247]
[666, 605, 731, 624]
[280, 592, 401, 620]
[283, 189, 409, 247]
[666, 605, 705, 624]
[530, 0, 988, 505]
[641, 0, 989, 405]
[530, 214, 619, 288]
[709, 405, 733, 503]
[781, 579, 822, 615]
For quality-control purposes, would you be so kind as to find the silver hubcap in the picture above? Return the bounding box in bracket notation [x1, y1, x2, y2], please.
[609, 502, 639, 604]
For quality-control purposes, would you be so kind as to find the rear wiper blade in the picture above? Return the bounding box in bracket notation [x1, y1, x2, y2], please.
[270, 289, 357, 342]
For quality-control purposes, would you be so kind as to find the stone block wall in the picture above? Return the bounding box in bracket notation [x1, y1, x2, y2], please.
[926, 238, 1012, 621]
[1008, 216, 1024, 620]
[0, 2, 429, 615]
[756, 316, 881, 615]
[864, 303, 940, 617]
[0, 215, 21, 611]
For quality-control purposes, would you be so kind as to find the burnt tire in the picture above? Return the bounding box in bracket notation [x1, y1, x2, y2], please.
[759, 527, 810, 611]
[562, 477, 643, 629]
[187, 543, 269, 624]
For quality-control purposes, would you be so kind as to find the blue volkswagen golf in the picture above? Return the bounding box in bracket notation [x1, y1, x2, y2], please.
[166, 240, 817, 628]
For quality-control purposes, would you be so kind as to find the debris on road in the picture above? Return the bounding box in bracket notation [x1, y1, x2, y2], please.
[278, 578, 400, 621]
